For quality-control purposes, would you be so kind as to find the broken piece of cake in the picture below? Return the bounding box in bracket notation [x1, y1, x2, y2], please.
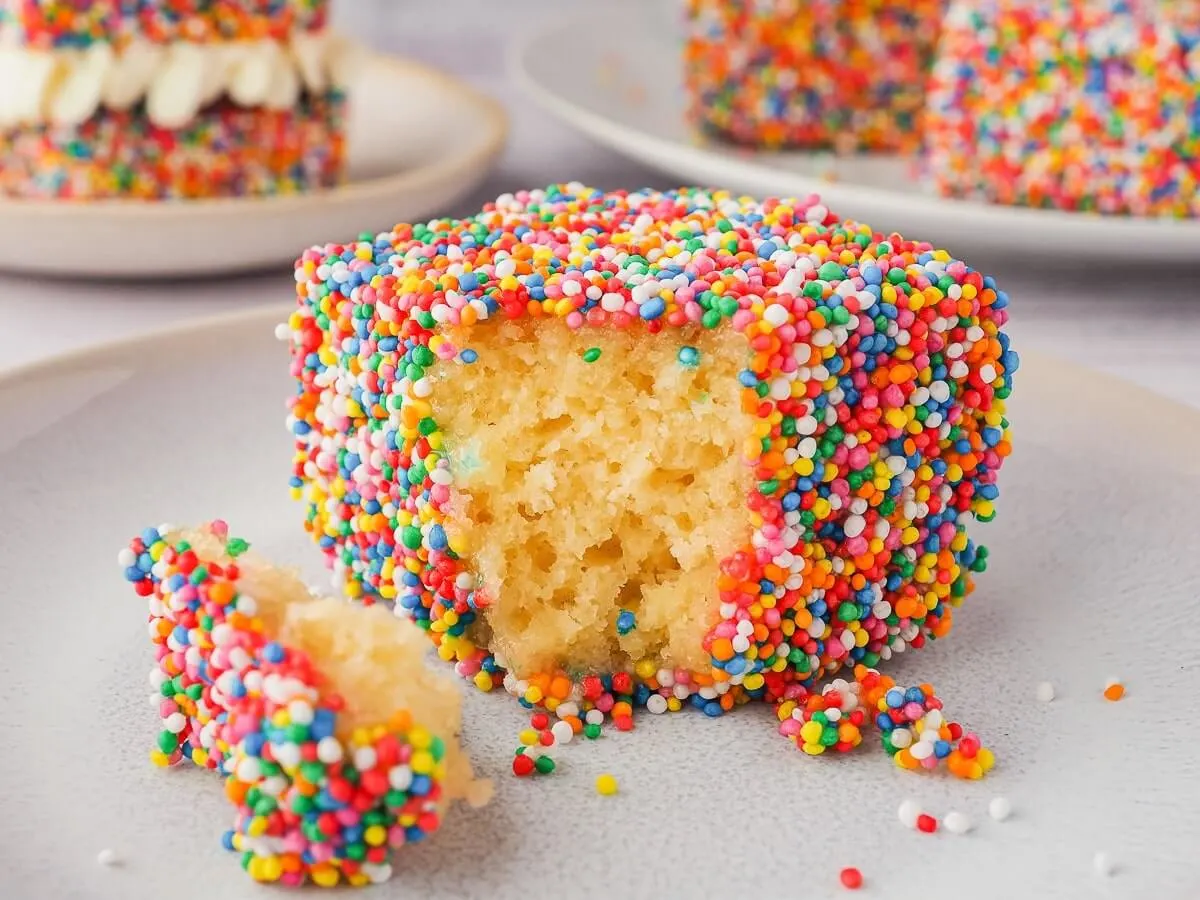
[120, 521, 490, 887]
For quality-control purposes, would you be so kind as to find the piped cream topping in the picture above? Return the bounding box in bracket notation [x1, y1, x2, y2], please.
[0, 31, 346, 130]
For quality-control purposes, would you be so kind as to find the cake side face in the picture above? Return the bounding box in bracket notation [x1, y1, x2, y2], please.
[286, 185, 1017, 718]
[683, 0, 945, 152]
[0, 90, 344, 199]
[924, 0, 1200, 217]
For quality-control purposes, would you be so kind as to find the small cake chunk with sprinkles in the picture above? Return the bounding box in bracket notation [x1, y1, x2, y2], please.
[285, 183, 1016, 762]
[924, 0, 1200, 217]
[120, 522, 490, 887]
[683, 0, 945, 152]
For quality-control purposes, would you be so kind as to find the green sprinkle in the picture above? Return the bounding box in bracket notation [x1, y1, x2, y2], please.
[534, 755, 556, 774]
[817, 261, 843, 281]
[584, 723, 602, 739]
[582, 347, 602, 363]
[156, 731, 178, 754]
[224, 538, 250, 558]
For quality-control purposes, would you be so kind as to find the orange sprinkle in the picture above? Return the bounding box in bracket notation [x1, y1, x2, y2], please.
[1103, 682, 1125, 702]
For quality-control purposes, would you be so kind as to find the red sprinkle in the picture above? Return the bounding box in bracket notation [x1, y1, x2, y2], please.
[512, 754, 535, 777]
[530, 713, 549, 729]
[840, 867, 864, 890]
[917, 814, 938, 833]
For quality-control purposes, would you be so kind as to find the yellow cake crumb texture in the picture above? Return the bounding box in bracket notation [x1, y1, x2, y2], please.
[434, 320, 752, 678]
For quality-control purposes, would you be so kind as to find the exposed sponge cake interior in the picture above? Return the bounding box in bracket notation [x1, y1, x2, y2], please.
[432, 320, 754, 678]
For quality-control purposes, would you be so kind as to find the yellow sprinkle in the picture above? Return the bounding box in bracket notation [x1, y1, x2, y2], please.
[595, 773, 619, 795]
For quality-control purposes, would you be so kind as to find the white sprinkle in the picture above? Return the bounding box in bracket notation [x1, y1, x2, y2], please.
[943, 811, 973, 835]
[96, 848, 119, 867]
[388, 765, 413, 791]
[988, 796, 1013, 821]
[646, 693, 669, 715]
[1036, 681, 1056, 703]
[898, 799, 922, 829]
[1093, 852, 1115, 877]
[550, 721, 574, 745]
[585, 709, 604, 725]
[273, 323, 290, 341]
[117, 547, 136, 568]
[316, 736, 343, 764]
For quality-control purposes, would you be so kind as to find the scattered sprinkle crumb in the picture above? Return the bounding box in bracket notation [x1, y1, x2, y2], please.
[988, 796, 1013, 821]
[898, 798, 922, 829]
[916, 813, 938, 834]
[1093, 852, 1115, 877]
[839, 867, 864, 890]
[1103, 679, 1125, 702]
[595, 773, 618, 795]
[943, 811, 973, 835]
[1036, 681, 1055, 702]
[96, 849, 119, 867]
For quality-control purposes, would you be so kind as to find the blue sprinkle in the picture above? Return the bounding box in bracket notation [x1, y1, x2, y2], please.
[460, 348, 478, 364]
[639, 297, 666, 320]
[616, 610, 636, 635]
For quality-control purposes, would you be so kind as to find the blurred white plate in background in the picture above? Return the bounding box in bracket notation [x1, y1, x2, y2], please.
[0, 44, 507, 279]
[510, 9, 1200, 263]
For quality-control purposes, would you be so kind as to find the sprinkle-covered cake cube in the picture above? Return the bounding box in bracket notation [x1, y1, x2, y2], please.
[0, 0, 347, 199]
[285, 184, 1017, 726]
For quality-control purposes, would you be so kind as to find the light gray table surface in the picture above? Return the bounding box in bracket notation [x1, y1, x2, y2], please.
[0, 0, 1197, 408]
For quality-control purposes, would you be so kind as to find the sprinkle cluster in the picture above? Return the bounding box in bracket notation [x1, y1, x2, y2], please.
[857, 667, 994, 778]
[776, 666, 993, 777]
[120, 523, 446, 887]
[286, 184, 1015, 744]
[0, 1, 327, 48]
[925, 0, 1200, 217]
[0, 92, 345, 200]
[683, 0, 945, 152]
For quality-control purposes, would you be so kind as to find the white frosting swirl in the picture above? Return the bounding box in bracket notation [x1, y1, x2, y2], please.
[0, 31, 343, 130]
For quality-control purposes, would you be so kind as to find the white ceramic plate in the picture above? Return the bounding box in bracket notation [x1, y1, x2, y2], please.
[0, 46, 507, 279]
[509, 9, 1200, 263]
[1, 309, 1198, 900]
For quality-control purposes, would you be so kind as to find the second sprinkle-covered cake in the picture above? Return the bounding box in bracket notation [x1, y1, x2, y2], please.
[0, 0, 346, 199]
[285, 184, 1017, 719]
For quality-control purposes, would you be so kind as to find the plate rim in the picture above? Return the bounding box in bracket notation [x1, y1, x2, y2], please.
[3, 304, 1199, 440]
[0, 41, 509, 220]
[506, 14, 1200, 244]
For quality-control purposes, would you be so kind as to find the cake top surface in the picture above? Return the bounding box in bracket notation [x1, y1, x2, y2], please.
[0, 0, 327, 47]
[295, 183, 1013, 342]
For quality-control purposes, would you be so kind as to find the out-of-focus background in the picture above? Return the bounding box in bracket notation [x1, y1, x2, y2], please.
[0, 0, 1196, 404]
